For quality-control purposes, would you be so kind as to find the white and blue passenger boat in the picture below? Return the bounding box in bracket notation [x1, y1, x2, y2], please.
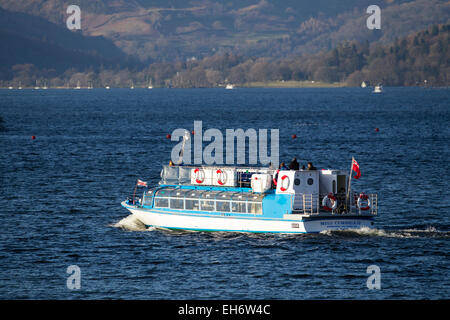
[121, 163, 378, 234]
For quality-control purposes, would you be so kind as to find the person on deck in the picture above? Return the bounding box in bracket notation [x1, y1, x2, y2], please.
[288, 157, 300, 170]
[279, 162, 288, 170]
[306, 162, 317, 170]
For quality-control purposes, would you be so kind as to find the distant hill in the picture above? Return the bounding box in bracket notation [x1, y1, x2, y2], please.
[0, 6, 133, 79]
[1, 0, 449, 62]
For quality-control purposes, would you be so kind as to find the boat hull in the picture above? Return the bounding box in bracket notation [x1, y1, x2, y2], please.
[122, 202, 374, 234]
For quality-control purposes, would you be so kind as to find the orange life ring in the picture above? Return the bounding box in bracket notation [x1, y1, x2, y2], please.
[273, 169, 279, 186]
[279, 175, 290, 192]
[194, 168, 205, 184]
[357, 193, 371, 211]
[322, 193, 338, 212]
[216, 169, 227, 185]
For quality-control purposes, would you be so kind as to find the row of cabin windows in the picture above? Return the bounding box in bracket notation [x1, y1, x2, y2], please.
[151, 196, 262, 214]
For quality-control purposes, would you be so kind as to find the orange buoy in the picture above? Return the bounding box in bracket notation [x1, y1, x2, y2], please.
[166, 134, 171, 139]
[291, 134, 297, 139]
[31, 135, 36, 140]
[375, 128, 379, 132]
[191, 130, 195, 135]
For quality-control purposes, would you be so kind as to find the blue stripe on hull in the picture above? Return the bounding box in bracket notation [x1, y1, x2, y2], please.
[145, 224, 312, 234]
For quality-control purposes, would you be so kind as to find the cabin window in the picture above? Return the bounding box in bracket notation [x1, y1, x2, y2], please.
[142, 189, 155, 206]
[185, 199, 199, 210]
[184, 191, 199, 210]
[170, 198, 184, 209]
[200, 200, 215, 211]
[247, 194, 263, 214]
[169, 190, 184, 209]
[216, 201, 230, 212]
[307, 178, 314, 185]
[143, 195, 153, 206]
[199, 192, 216, 212]
[248, 202, 262, 214]
[231, 193, 247, 213]
[231, 201, 247, 213]
[155, 198, 168, 208]
[154, 189, 171, 208]
[294, 178, 300, 185]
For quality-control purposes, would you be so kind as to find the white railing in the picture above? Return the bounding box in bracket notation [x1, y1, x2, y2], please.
[291, 193, 378, 216]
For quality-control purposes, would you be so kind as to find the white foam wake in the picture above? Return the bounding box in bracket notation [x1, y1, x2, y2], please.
[112, 214, 154, 231]
[319, 226, 448, 238]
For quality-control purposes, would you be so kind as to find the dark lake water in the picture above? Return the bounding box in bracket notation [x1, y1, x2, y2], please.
[0, 87, 448, 299]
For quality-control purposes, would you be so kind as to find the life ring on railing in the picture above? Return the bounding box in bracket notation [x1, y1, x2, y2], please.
[279, 175, 290, 192]
[216, 169, 227, 185]
[322, 193, 338, 212]
[357, 193, 371, 211]
[273, 169, 280, 186]
[193, 168, 205, 184]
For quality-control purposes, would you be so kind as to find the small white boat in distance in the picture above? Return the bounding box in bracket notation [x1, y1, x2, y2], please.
[148, 79, 153, 89]
[225, 84, 235, 90]
[34, 80, 40, 90]
[8, 86, 13, 90]
[42, 82, 48, 90]
[373, 85, 382, 93]
[105, 85, 110, 90]
[75, 81, 81, 90]
[361, 81, 367, 88]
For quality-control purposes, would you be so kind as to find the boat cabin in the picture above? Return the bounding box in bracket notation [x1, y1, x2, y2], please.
[141, 187, 265, 215]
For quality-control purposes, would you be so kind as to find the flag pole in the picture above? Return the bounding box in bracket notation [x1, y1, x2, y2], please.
[346, 157, 354, 211]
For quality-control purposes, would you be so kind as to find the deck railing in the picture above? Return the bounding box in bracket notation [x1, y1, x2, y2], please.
[291, 192, 378, 216]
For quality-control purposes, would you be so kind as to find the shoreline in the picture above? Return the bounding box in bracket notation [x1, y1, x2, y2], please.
[1, 83, 446, 89]
[241, 81, 347, 88]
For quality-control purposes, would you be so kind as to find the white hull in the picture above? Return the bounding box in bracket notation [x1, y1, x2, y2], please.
[373, 86, 382, 93]
[122, 202, 374, 234]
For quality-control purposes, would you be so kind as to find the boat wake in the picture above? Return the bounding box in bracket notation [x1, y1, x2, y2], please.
[319, 226, 449, 239]
[112, 214, 154, 232]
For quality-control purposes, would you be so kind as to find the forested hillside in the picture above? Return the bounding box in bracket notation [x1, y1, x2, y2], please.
[1, 0, 448, 61]
[2, 23, 448, 87]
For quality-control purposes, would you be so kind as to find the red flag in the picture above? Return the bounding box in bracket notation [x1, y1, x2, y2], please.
[352, 158, 361, 179]
[137, 179, 148, 187]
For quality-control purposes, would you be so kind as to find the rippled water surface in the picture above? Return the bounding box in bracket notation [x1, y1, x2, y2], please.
[0, 88, 448, 299]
